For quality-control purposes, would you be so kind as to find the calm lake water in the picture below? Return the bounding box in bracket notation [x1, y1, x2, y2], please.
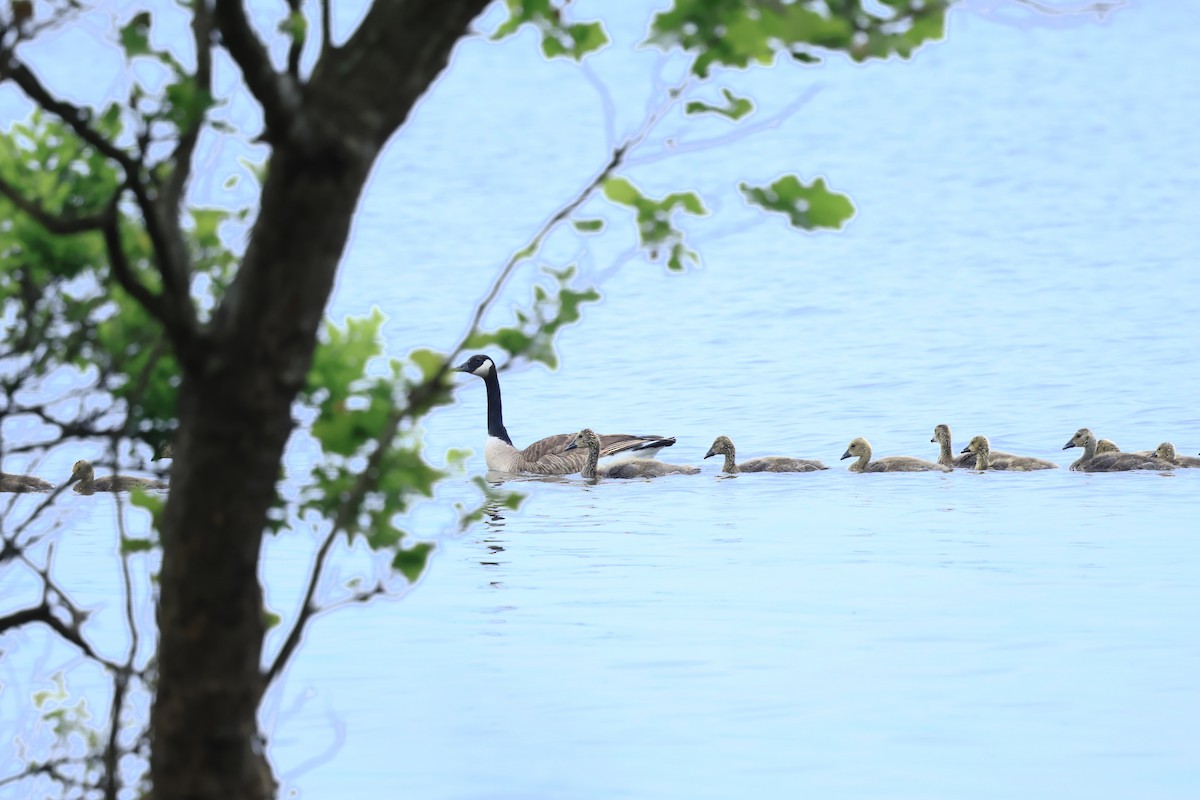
[3, 1, 1199, 798]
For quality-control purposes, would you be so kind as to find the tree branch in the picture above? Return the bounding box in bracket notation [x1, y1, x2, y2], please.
[213, 0, 299, 139]
[0, 56, 141, 177]
[285, 0, 302, 78]
[101, 203, 170, 325]
[162, 0, 214, 214]
[0, 174, 111, 234]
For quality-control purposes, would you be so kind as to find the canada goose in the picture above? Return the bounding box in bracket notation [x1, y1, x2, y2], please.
[0, 469, 53, 493]
[703, 435, 827, 474]
[841, 437, 950, 473]
[67, 460, 170, 495]
[961, 435, 1057, 471]
[931, 424, 1014, 468]
[1152, 442, 1200, 468]
[566, 429, 699, 479]
[1062, 429, 1173, 472]
[454, 354, 675, 475]
[1095, 439, 1153, 457]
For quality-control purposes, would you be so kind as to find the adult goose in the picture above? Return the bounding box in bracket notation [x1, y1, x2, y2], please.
[842, 437, 949, 473]
[704, 435, 827, 474]
[1062, 429, 1173, 472]
[1152, 442, 1200, 468]
[931, 424, 1014, 469]
[961, 435, 1057, 471]
[566, 429, 699, 479]
[454, 354, 675, 475]
[67, 460, 170, 495]
[1, 468, 54, 493]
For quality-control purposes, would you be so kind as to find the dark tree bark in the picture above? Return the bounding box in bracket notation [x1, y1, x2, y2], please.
[149, 2, 491, 798]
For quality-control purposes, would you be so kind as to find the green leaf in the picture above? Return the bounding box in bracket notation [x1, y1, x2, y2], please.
[602, 176, 641, 206]
[571, 218, 605, 233]
[263, 610, 282, 630]
[392, 541, 435, 583]
[409, 348, 444, 381]
[740, 174, 855, 231]
[119, 11, 153, 59]
[120, 536, 158, 554]
[685, 88, 754, 121]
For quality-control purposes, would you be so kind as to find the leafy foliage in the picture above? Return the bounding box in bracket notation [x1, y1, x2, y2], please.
[603, 177, 708, 272]
[650, 0, 951, 77]
[740, 175, 856, 231]
[491, 0, 609, 60]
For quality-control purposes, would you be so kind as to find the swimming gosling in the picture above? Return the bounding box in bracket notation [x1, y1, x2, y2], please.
[961, 435, 1057, 471]
[1152, 442, 1200, 468]
[842, 437, 949, 473]
[704, 435, 827, 474]
[67, 460, 170, 495]
[566, 429, 699, 479]
[1062, 429, 1173, 472]
[932, 424, 1014, 468]
[0, 469, 54, 493]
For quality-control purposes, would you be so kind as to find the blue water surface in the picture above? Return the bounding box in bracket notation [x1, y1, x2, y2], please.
[2, 1, 1198, 799]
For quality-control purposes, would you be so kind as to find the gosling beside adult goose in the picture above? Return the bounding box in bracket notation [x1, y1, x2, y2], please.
[1095, 439, 1153, 457]
[0, 468, 54, 493]
[1152, 442, 1200, 468]
[566, 429, 699, 479]
[842, 438, 949, 473]
[704, 435, 827, 474]
[1062, 429, 1173, 472]
[961, 435, 1057, 471]
[67, 460, 170, 495]
[454, 354, 676, 475]
[931, 424, 1014, 468]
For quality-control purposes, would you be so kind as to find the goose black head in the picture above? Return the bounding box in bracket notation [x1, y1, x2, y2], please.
[453, 354, 495, 378]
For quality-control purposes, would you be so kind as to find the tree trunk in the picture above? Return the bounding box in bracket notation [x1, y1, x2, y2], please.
[148, 3, 491, 796]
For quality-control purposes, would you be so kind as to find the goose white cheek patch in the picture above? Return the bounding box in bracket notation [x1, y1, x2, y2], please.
[473, 361, 494, 377]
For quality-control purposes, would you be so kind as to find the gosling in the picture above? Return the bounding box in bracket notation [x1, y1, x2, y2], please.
[1062, 429, 1173, 472]
[67, 460, 170, 495]
[566, 429, 699, 479]
[961, 435, 1057, 471]
[704, 436, 827, 474]
[842, 437, 949, 473]
[1151, 442, 1200, 468]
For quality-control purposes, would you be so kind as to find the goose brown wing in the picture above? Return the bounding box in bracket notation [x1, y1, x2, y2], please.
[596, 434, 675, 457]
[515, 433, 676, 475]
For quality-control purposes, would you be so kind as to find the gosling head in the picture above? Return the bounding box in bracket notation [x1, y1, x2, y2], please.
[564, 428, 599, 452]
[841, 437, 870, 460]
[1063, 428, 1094, 450]
[67, 459, 93, 484]
[452, 353, 496, 378]
[962, 435, 989, 455]
[1095, 439, 1120, 454]
[1154, 442, 1176, 461]
[704, 436, 734, 459]
[931, 424, 951, 444]
[153, 442, 175, 461]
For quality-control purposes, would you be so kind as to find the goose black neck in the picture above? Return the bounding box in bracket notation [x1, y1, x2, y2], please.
[482, 368, 512, 445]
